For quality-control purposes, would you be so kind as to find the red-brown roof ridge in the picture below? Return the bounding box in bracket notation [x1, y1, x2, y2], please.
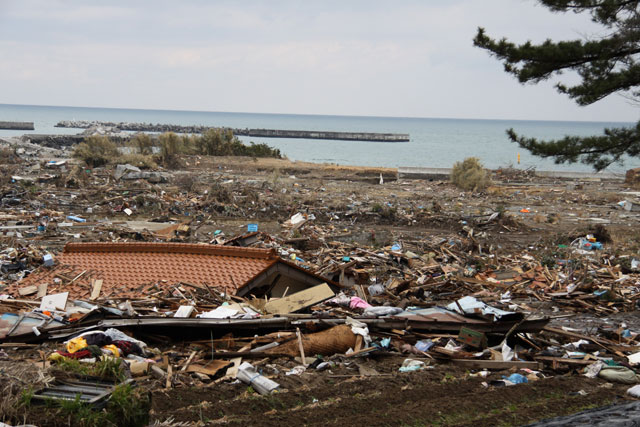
[64, 242, 276, 259]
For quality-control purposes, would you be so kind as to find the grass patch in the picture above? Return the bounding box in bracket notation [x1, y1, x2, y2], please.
[51, 356, 126, 381]
[18, 386, 34, 408]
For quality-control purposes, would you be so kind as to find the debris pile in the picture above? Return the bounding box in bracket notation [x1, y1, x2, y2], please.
[3, 137, 640, 424]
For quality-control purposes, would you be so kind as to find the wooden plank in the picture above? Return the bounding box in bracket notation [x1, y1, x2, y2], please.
[354, 335, 364, 352]
[296, 327, 306, 365]
[264, 283, 334, 315]
[450, 359, 543, 370]
[166, 364, 173, 388]
[215, 357, 242, 383]
[0, 343, 39, 349]
[36, 283, 48, 298]
[535, 356, 594, 366]
[90, 279, 103, 301]
[345, 346, 377, 358]
[180, 350, 197, 372]
[18, 285, 38, 296]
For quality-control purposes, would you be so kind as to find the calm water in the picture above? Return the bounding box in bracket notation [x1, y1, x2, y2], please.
[0, 103, 636, 173]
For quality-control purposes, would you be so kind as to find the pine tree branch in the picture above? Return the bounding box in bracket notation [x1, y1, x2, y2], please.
[507, 122, 640, 170]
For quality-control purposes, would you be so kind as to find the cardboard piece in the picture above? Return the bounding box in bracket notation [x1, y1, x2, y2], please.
[264, 283, 334, 315]
[458, 327, 487, 349]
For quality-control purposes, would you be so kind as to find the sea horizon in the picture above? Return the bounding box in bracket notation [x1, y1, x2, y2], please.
[1, 102, 633, 126]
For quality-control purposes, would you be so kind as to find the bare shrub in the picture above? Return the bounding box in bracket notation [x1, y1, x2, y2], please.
[130, 133, 154, 155]
[157, 132, 184, 168]
[451, 157, 491, 191]
[73, 136, 119, 167]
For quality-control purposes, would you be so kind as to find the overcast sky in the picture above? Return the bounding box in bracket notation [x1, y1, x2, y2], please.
[0, 0, 636, 122]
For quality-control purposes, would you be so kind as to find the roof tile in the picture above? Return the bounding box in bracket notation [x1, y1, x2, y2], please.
[11, 242, 279, 299]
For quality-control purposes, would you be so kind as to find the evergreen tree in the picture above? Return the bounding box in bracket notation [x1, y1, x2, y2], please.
[474, 0, 640, 170]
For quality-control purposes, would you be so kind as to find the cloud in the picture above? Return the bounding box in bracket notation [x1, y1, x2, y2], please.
[0, 0, 635, 121]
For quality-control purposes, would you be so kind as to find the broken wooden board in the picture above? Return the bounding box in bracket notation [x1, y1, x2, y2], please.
[36, 283, 48, 298]
[186, 360, 233, 376]
[18, 285, 38, 296]
[90, 279, 103, 301]
[264, 283, 334, 315]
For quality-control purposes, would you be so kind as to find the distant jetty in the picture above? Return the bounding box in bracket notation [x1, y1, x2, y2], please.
[55, 120, 409, 142]
[0, 121, 34, 130]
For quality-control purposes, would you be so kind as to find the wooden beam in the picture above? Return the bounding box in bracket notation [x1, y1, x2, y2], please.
[450, 359, 543, 370]
[264, 283, 334, 315]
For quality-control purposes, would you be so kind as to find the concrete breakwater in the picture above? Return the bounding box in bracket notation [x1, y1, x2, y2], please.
[55, 120, 409, 142]
[0, 121, 34, 130]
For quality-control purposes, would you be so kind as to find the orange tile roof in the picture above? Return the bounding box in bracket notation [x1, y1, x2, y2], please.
[13, 242, 279, 299]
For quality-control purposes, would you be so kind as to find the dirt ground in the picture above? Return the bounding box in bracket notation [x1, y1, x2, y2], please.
[148, 359, 629, 426]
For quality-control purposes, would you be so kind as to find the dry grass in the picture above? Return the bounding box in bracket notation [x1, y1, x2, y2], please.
[0, 360, 52, 423]
[0, 147, 19, 164]
[116, 153, 157, 169]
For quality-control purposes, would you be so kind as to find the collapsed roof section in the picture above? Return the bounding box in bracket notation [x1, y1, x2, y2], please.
[15, 242, 337, 299]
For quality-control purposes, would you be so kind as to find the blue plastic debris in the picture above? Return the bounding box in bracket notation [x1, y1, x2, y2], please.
[66, 215, 86, 223]
[414, 339, 434, 352]
[247, 223, 258, 232]
[342, 256, 351, 262]
[503, 373, 528, 384]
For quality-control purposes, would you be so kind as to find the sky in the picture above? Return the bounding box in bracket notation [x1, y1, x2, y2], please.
[0, 0, 637, 122]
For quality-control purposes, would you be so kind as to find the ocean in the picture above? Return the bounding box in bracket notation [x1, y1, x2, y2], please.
[0, 103, 636, 173]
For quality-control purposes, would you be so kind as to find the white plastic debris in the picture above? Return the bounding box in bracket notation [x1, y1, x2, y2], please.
[237, 362, 280, 395]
